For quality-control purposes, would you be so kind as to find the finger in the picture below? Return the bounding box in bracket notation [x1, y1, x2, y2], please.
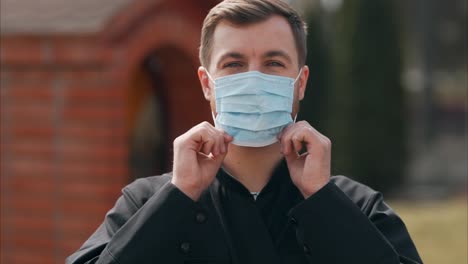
[281, 132, 295, 155]
[210, 129, 223, 154]
[199, 144, 228, 169]
[199, 123, 221, 156]
[280, 124, 298, 155]
[209, 128, 227, 156]
[191, 121, 214, 143]
[199, 133, 229, 165]
[301, 125, 331, 154]
[223, 132, 233, 143]
[219, 131, 233, 154]
[303, 136, 329, 160]
[213, 131, 226, 156]
[214, 129, 230, 153]
[277, 123, 294, 140]
[291, 131, 304, 155]
[303, 123, 329, 145]
[200, 137, 215, 156]
[219, 135, 226, 154]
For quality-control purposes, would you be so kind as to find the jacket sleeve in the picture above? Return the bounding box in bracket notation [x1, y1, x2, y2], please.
[288, 177, 423, 264]
[66, 176, 204, 264]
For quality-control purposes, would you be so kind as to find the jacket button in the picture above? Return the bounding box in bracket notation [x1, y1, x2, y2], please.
[180, 242, 191, 254]
[290, 217, 297, 225]
[196, 212, 206, 223]
[303, 244, 311, 255]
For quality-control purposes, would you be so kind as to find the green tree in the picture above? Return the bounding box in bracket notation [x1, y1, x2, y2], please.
[329, 0, 406, 193]
[300, 8, 333, 139]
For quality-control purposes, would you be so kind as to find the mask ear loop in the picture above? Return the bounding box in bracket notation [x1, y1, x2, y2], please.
[292, 67, 303, 123]
[204, 67, 215, 84]
[292, 67, 308, 157]
[293, 67, 303, 85]
[204, 68, 218, 127]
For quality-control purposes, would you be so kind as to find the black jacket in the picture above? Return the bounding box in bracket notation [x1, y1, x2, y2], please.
[67, 161, 422, 264]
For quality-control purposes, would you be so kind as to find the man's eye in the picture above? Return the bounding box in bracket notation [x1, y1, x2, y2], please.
[266, 61, 285, 67]
[223, 62, 243, 68]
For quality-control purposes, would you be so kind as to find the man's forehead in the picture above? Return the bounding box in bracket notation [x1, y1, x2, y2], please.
[210, 15, 298, 65]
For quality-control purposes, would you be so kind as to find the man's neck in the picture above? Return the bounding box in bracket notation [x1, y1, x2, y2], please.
[222, 142, 283, 193]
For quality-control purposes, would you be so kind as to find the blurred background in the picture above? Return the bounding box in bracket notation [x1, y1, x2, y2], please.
[0, 0, 466, 263]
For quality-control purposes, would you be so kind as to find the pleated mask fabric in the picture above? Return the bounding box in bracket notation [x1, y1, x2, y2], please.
[207, 70, 299, 147]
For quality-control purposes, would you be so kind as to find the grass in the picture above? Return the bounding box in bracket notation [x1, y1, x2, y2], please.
[390, 198, 467, 264]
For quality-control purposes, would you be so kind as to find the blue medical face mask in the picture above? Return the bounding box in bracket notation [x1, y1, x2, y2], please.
[206, 69, 302, 147]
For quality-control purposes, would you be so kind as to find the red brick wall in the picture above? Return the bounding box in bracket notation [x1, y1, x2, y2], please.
[0, 35, 127, 263]
[0, 1, 215, 263]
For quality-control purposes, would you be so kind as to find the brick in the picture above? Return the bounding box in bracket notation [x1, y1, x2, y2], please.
[62, 160, 118, 173]
[59, 68, 109, 82]
[4, 140, 54, 158]
[59, 142, 126, 162]
[9, 232, 54, 249]
[106, 64, 131, 81]
[4, 206, 44, 221]
[60, 183, 123, 205]
[6, 83, 54, 102]
[4, 171, 55, 186]
[59, 161, 127, 178]
[59, 170, 124, 185]
[51, 38, 113, 65]
[64, 85, 125, 105]
[1, 122, 56, 143]
[61, 115, 125, 128]
[61, 181, 122, 198]
[2, 214, 54, 233]
[3, 69, 55, 82]
[3, 251, 55, 264]
[60, 123, 125, 141]
[62, 105, 124, 121]
[1, 36, 113, 67]
[60, 128, 121, 143]
[0, 192, 10, 210]
[8, 159, 54, 176]
[0, 37, 44, 65]
[11, 124, 55, 140]
[7, 176, 56, 194]
[3, 102, 55, 122]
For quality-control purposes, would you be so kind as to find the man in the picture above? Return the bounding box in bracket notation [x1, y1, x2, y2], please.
[67, 0, 422, 263]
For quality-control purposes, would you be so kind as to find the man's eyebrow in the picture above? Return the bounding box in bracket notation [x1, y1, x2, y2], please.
[263, 50, 293, 63]
[216, 52, 246, 65]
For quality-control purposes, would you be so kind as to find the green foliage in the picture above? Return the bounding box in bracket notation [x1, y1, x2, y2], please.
[302, 0, 406, 193]
[299, 9, 333, 134]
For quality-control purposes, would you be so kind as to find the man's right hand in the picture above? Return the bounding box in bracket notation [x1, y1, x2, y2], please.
[171, 121, 232, 201]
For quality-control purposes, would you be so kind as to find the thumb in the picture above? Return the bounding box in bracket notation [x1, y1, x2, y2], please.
[284, 150, 298, 165]
[199, 145, 228, 170]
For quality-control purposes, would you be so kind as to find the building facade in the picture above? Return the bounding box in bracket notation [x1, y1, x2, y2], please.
[1, 0, 218, 262]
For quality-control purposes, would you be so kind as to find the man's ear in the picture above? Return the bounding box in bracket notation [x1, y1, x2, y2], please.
[198, 66, 212, 101]
[297, 65, 309, 101]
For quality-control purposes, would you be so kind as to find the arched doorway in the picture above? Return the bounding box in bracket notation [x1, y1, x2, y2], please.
[128, 46, 209, 180]
[101, 0, 218, 183]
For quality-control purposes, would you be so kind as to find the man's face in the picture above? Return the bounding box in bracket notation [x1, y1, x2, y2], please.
[198, 15, 309, 117]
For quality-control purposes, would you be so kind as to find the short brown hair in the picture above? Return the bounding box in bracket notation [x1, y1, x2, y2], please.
[199, 0, 308, 68]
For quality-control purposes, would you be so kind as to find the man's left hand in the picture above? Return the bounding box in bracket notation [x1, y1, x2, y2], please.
[278, 121, 331, 198]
